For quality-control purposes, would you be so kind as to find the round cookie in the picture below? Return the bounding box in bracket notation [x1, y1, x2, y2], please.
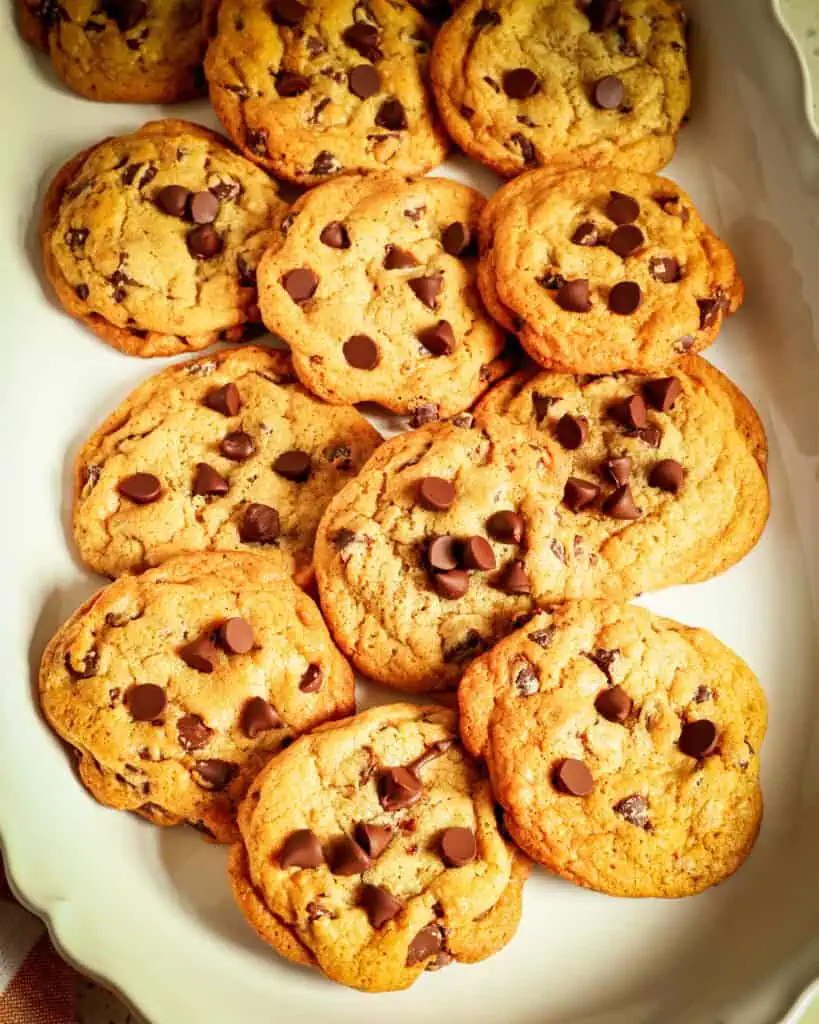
[228, 702, 529, 991]
[204, 0, 449, 185]
[41, 120, 286, 358]
[257, 173, 510, 418]
[478, 168, 743, 373]
[314, 413, 570, 692]
[39, 552, 356, 844]
[73, 346, 382, 581]
[20, 0, 206, 102]
[430, 0, 690, 179]
[475, 356, 769, 593]
[458, 602, 767, 898]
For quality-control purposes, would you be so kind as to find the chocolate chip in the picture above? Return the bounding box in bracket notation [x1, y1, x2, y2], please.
[343, 21, 382, 61]
[331, 836, 371, 875]
[126, 684, 166, 722]
[441, 222, 472, 256]
[637, 425, 662, 448]
[614, 794, 649, 828]
[608, 225, 644, 258]
[189, 191, 220, 225]
[694, 685, 713, 703]
[556, 278, 591, 313]
[118, 473, 161, 504]
[273, 450, 311, 482]
[270, 0, 307, 26]
[75, 284, 89, 301]
[408, 275, 443, 311]
[343, 334, 379, 369]
[486, 510, 524, 545]
[675, 335, 695, 353]
[384, 246, 418, 270]
[428, 536, 459, 572]
[177, 714, 212, 751]
[218, 432, 255, 465]
[587, 649, 618, 678]
[434, 570, 469, 599]
[299, 664, 322, 693]
[595, 685, 632, 722]
[240, 503, 280, 543]
[420, 477, 456, 511]
[156, 185, 190, 217]
[649, 459, 684, 493]
[529, 626, 555, 649]
[608, 281, 641, 314]
[443, 630, 486, 664]
[503, 68, 539, 98]
[409, 403, 439, 428]
[276, 71, 310, 97]
[193, 759, 235, 790]
[180, 635, 219, 673]
[282, 268, 318, 303]
[103, 0, 146, 31]
[649, 256, 680, 283]
[440, 827, 477, 867]
[462, 536, 496, 571]
[187, 226, 222, 260]
[472, 8, 501, 29]
[497, 559, 531, 595]
[380, 767, 422, 811]
[240, 697, 280, 738]
[593, 74, 624, 109]
[205, 383, 241, 417]
[587, 0, 620, 31]
[306, 35, 325, 56]
[571, 222, 599, 246]
[554, 758, 594, 796]
[602, 484, 641, 520]
[375, 98, 407, 130]
[311, 151, 340, 175]
[698, 296, 723, 329]
[611, 394, 647, 429]
[218, 617, 254, 654]
[419, 320, 455, 356]
[361, 885, 402, 928]
[280, 829, 324, 868]
[679, 720, 718, 758]
[333, 528, 356, 551]
[246, 127, 269, 156]
[515, 661, 539, 696]
[604, 456, 631, 486]
[511, 132, 536, 164]
[210, 180, 241, 202]
[643, 376, 682, 412]
[555, 413, 589, 450]
[193, 463, 229, 497]
[349, 64, 380, 98]
[606, 191, 639, 224]
[320, 222, 350, 249]
[355, 823, 392, 858]
[407, 924, 444, 966]
[563, 477, 600, 512]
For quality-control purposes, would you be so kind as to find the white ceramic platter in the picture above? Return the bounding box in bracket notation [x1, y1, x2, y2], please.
[4, 0, 819, 1021]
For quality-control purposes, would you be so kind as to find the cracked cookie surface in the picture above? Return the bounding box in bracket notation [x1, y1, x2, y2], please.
[73, 346, 382, 581]
[19, 0, 206, 102]
[475, 356, 769, 594]
[257, 172, 509, 416]
[228, 702, 529, 991]
[204, 0, 448, 184]
[431, 0, 689, 178]
[458, 602, 767, 897]
[41, 119, 286, 357]
[478, 168, 743, 373]
[314, 414, 570, 692]
[39, 552, 356, 844]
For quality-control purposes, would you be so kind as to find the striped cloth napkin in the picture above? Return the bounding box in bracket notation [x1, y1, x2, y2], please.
[0, 861, 136, 1024]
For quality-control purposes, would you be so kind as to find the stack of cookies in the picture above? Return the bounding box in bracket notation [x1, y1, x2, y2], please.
[27, 0, 770, 996]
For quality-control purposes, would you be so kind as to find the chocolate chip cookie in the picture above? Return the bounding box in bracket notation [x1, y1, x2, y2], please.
[204, 0, 449, 184]
[431, 0, 689, 179]
[20, 0, 206, 102]
[228, 702, 529, 991]
[314, 413, 570, 692]
[73, 346, 382, 581]
[39, 552, 356, 843]
[257, 172, 509, 418]
[459, 601, 767, 897]
[479, 167, 743, 373]
[41, 119, 286, 357]
[475, 356, 769, 593]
